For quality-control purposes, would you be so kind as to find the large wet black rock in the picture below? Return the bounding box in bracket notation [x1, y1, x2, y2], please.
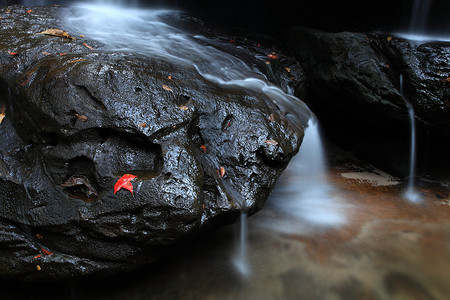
[0, 5, 309, 280]
[285, 27, 450, 175]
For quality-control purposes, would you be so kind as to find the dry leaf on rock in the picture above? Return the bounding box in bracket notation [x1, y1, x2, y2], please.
[38, 29, 74, 39]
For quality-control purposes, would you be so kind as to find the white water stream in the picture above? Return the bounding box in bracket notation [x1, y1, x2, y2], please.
[399, 75, 421, 202]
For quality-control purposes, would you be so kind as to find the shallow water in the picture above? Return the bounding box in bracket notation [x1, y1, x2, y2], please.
[2, 144, 449, 300]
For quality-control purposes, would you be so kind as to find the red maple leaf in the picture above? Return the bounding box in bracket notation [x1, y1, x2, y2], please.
[114, 174, 137, 195]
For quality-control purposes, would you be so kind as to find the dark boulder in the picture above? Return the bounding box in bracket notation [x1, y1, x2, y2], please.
[285, 26, 450, 175]
[0, 5, 309, 280]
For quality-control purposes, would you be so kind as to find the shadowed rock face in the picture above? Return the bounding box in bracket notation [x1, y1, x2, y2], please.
[0, 5, 308, 280]
[286, 27, 450, 175]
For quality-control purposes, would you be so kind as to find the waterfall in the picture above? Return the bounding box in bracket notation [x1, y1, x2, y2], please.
[409, 0, 433, 34]
[399, 74, 421, 202]
[397, 0, 450, 42]
[260, 118, 347, 234]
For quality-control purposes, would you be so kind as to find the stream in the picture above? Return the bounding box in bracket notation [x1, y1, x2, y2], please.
[1, 1, 450, 299]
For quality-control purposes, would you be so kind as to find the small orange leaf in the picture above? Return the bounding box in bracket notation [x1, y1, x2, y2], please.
[267, 54, 278, 59]
[284, 67, 291, 72]
[137, 122, 147, 128]
[265, 140, 278, 146]
[79, 34, 85, 37]
[387, 36, 392, 41]
[219, 166, 225, 177]
[444, 77, 450, 82]
[179, 106, 189, 110]
[8, 52, 18, 56]
[269, 113, 275, 122]
[265, 61, 270, 65]
[83, 42, 95, 50]
[168, 75, 172, 79]
[162, 85, 173, 92]
[36, 265, 41, 271]
[33, 254, 42, 259]
[42, 52, 51, 55]
[200, 145, 206, 152]
[41, 247, 53, 256]
[68, 58, 86, 64]
[59, 53, 67, 56]
[74, 113, 88, 122]
[27, 9, 32, 13]
[0, 104, 6, 125]
[35, 234, 43, 239]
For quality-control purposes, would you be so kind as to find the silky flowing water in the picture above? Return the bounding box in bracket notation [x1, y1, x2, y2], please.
[399, 74, 421, 203]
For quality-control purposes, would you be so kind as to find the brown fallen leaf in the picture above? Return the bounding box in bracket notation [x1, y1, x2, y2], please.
[162, 85, 173, 92]
[59, 53, 68, 56]
[74, 113, 88, 122]
[179, 106, 189, 110]
[62, 175, 98, 197]
[33, 254, 42, 259]
[387, 36, 393, 42]
[79, 34, 85, 38]
[269, 113, 275, 122]
[42, 52, 51, 55]
[265, 61, 270, 65]
[168, 75, 172, 79]
[35, 234, 43, 239]
[20, 78, 30, 86]
[200, 145, 206, 153]
[137, 122, 147, 128]
[8, 52, 18, 56]
[444, 77, 450, 82]
[83, 42, 95, 50]
[284, 67, 291, 72]
[68, 58, 86, 64]
[265, 140, 278, 146]
[39, 29, 74, 40]
[0, 104, 6, 125]
[267, 54, 278, 59]
[36, 265, 41, 271]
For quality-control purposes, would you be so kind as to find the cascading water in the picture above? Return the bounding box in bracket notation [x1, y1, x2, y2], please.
[399, 74, 421, 202]
[397, 0, 450, 43]
[63, 1, 311, 276]
[260, 118, 347, 233]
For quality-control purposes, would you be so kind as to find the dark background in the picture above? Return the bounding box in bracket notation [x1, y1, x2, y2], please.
[2, 0, 450, 35]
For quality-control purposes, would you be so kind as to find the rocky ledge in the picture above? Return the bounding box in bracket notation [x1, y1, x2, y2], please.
[0, 5, 309, 280]
[286, 27, 450, 175]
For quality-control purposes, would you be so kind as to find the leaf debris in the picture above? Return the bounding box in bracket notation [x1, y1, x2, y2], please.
[39, 29, 74, 40]
[162, 85, 173, 92]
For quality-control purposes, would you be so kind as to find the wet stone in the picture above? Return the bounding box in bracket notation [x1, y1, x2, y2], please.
[0, 5, 308, 280]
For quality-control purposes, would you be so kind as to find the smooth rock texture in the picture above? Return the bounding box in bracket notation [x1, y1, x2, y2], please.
[0, 5, 308, 280]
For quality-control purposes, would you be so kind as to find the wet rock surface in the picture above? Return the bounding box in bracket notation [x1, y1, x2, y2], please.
[0, 5, 308, 280]
[285, 27, 450, 175]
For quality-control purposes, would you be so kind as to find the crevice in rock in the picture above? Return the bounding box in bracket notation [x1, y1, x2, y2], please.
[74, 84, 107, 111]
[63, 156, 99, 201]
